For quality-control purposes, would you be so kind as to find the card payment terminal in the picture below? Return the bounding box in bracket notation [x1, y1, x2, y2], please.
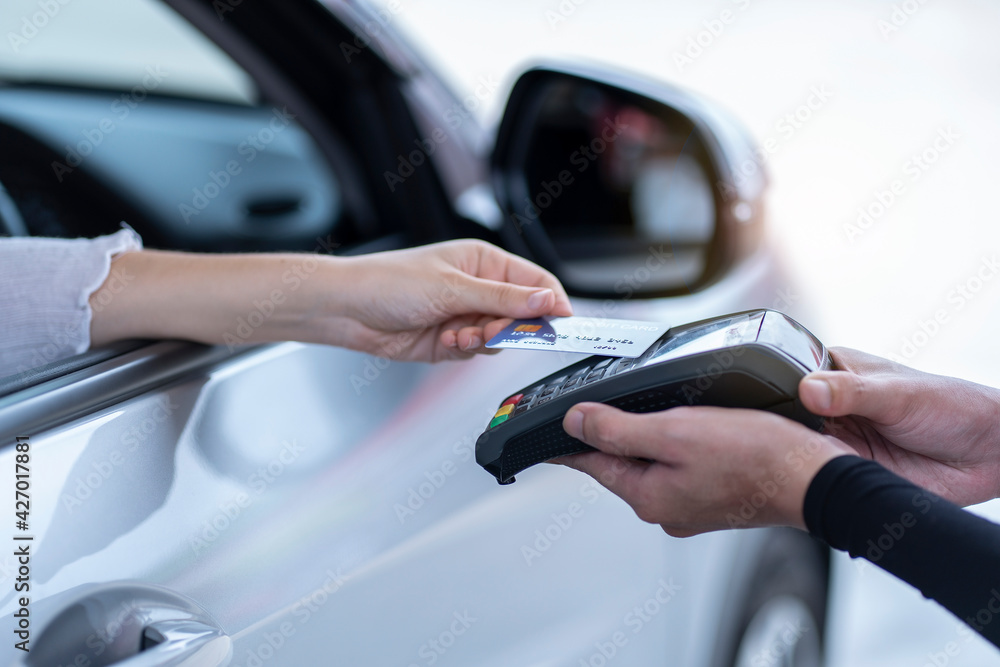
[476, 309, 831, 484]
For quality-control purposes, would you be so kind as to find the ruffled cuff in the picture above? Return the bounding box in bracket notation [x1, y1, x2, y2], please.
[0, 225, 143, 377]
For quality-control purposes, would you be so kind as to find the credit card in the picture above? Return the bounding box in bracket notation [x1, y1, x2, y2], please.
[485, 316, 668, 358]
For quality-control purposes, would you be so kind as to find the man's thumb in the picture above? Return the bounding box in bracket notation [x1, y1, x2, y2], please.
[800, 371, 903, 423]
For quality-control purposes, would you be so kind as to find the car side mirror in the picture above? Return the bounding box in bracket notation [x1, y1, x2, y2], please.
[491, 63, 767, 299]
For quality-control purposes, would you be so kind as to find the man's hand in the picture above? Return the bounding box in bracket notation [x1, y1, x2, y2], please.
[558, 403, 853, 536]
[799, 347, 1000, 506]
[556, 348, 1000, 538]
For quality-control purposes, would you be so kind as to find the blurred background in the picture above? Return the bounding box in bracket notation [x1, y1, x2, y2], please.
[364, 0, 1000, 385]
[361, 1, 1000, 665]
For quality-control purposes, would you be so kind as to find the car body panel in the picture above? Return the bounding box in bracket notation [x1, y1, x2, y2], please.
[2, 297, 777, 665]
[0, 0, 809, 663]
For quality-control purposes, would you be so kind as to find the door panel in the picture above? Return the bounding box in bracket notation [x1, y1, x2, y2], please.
[1, 339, 762, 665]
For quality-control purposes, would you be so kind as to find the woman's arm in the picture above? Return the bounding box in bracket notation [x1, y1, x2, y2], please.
[89, 239, 573, 362]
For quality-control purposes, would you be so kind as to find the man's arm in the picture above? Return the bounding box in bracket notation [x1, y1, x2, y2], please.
[806, 456, 1000, 648]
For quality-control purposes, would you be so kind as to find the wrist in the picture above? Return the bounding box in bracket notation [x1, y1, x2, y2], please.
[253, 253, 357, 347]
[310, 254, 370, 324]
[984, 386, 1000, 497]
[774, 436, 857, 531]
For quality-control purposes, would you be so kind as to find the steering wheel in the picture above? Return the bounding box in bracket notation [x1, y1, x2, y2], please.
[0, 179, 28, 236]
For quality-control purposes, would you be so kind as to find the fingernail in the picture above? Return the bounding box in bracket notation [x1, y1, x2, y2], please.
[802, 378, 832, 411]
[564, 409, 584, 440]
[527, 289, 552, 311]
[465, 335, 482, 350]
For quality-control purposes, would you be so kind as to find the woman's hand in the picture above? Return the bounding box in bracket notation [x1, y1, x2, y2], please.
[799, 347, 1000, 506]
[331, 239, 573, 361]
[557, 403, 853, 537]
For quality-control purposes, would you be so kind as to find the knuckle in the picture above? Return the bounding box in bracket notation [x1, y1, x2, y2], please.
[488, 280, 515, 304]
[662, 526, 696, 539]
[662, 404, 695, 424]
[654, 406, 696, 440]
[836, 372, 868, 406]
[587, 414, 621, 450]
[461, 238, 494, 261]
[634, 504, 656, 524]
[631, 487, 659, 524]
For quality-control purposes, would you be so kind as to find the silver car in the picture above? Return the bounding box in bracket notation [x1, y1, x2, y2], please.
[1, 0, 826, 664]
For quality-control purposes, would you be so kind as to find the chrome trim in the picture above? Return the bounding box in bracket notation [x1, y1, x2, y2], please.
[0, 341, 266, 443]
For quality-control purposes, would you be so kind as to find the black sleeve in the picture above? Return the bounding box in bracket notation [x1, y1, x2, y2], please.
[804, 455, 1000, 649]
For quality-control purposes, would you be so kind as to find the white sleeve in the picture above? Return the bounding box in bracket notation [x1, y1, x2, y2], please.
[0, 227, 143, 378]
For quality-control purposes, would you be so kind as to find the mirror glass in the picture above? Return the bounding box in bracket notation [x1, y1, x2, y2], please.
[515, 78, 718, 295]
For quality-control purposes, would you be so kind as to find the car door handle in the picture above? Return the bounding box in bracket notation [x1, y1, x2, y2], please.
[18, 582, 231, 667]
[130, 618, 230, 666]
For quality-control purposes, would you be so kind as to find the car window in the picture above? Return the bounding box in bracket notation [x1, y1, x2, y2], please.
[0, 0, 368, 386]
[0, 0, 257, 104]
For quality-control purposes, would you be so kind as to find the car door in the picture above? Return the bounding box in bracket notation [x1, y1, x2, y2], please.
[0, 1, 827, 666]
